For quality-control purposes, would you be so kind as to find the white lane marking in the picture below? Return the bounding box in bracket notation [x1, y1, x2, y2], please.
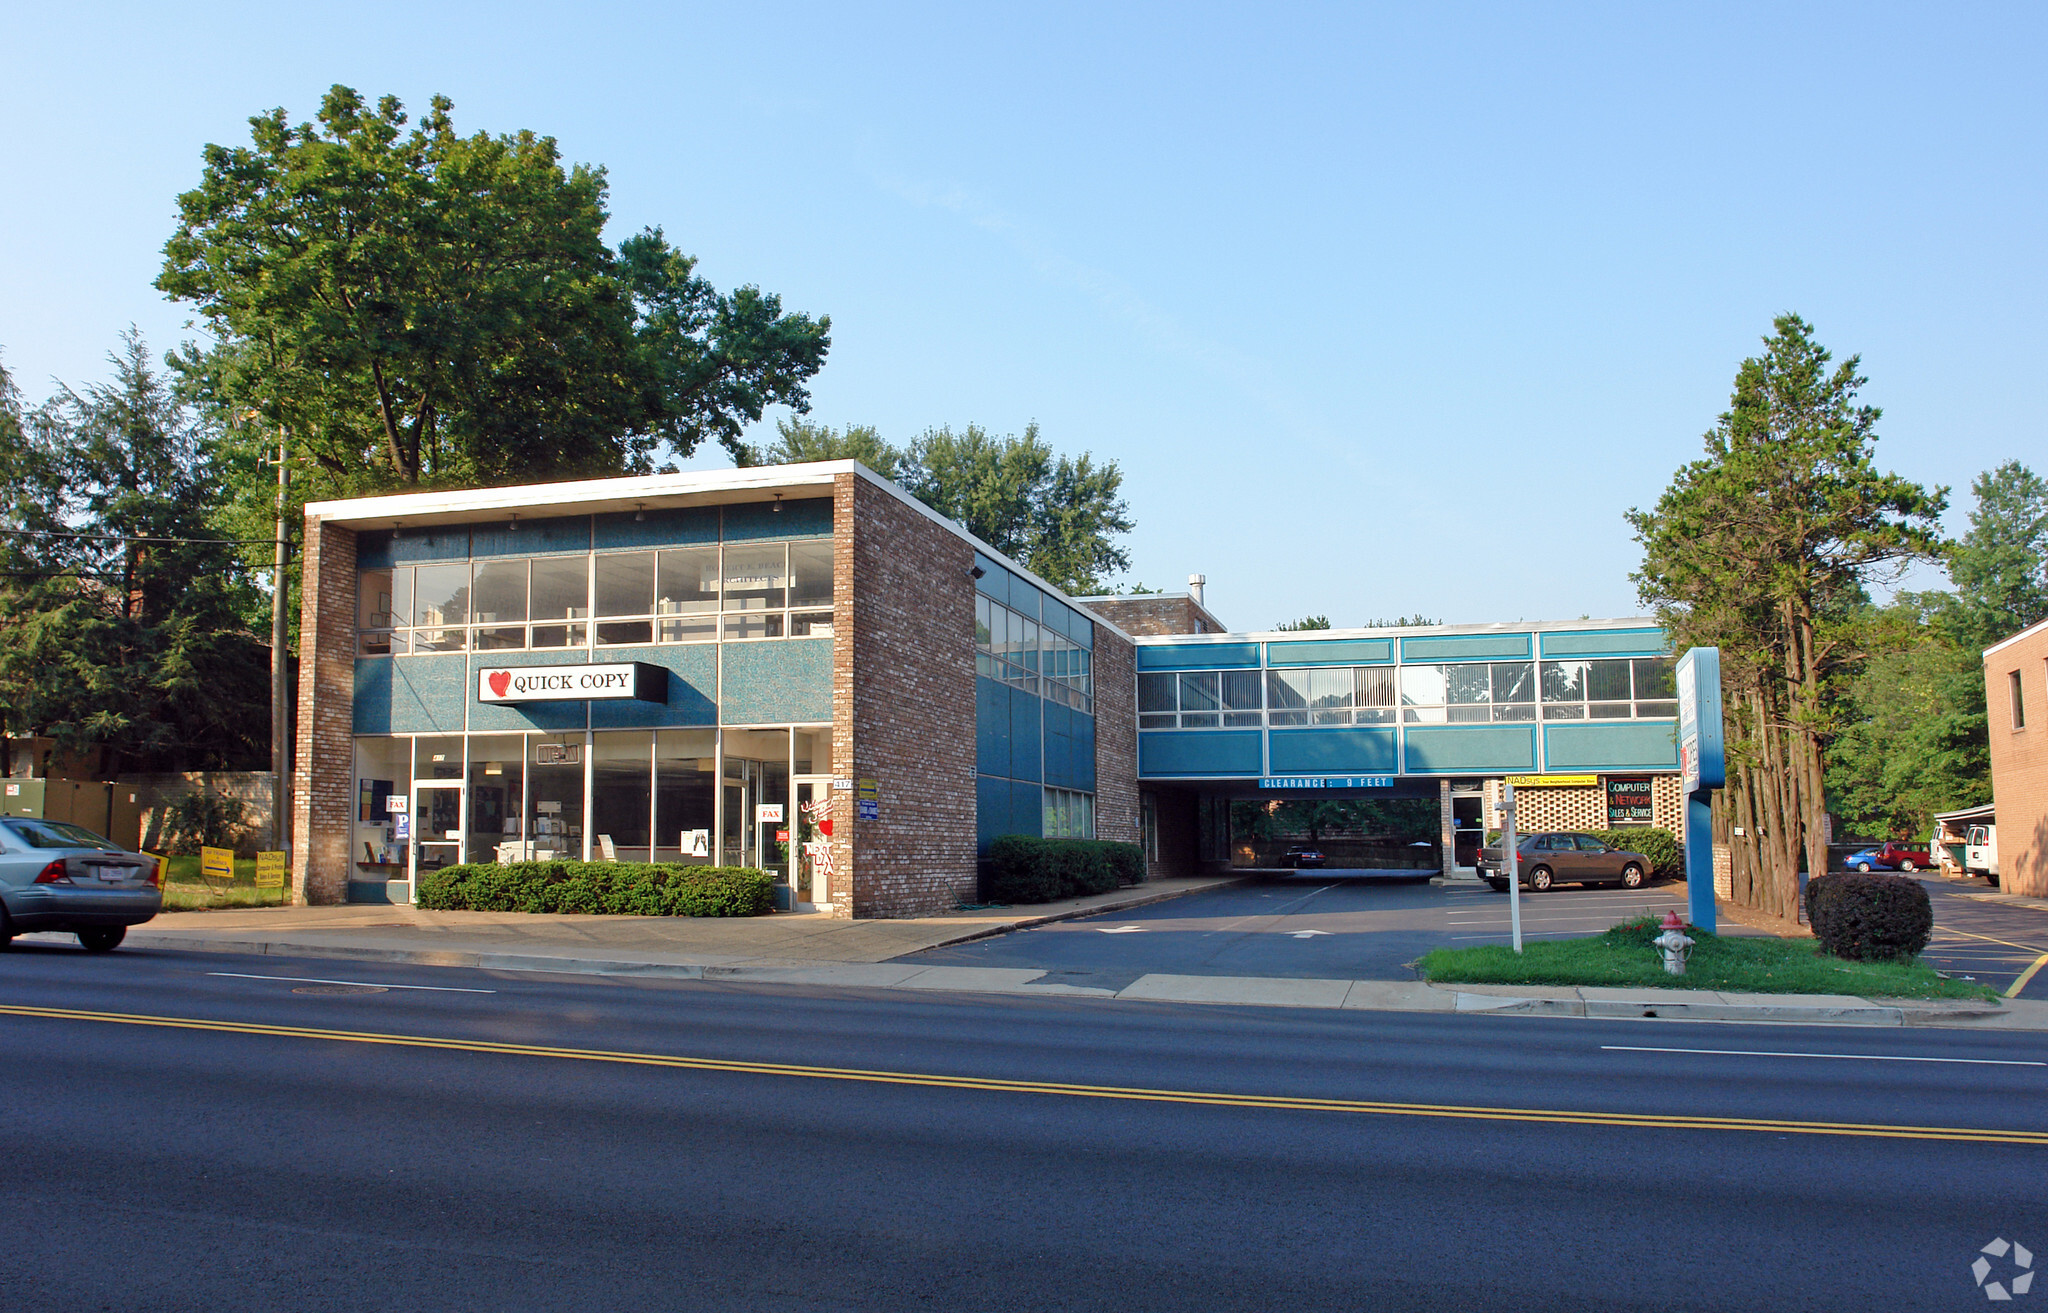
[208, 972, 496, 993]
[1095, 926, 1147, 934]
[1602, 1045, 2044, 1067]
[1288, 930, 1333, 939]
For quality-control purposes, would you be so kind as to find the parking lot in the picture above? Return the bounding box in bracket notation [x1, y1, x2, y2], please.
[906, 870, 2048, 998]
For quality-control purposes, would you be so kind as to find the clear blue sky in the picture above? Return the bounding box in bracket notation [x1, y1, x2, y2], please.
[4, 3, 2041, 629]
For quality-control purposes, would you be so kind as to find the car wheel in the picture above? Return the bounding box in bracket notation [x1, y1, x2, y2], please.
[1528, 867, 1554, 892]
[1852, 861, 1872, 872]
[1618, 863, 1646, 889]
[77, 927, 125, 953]
[1899, 859, 1917, 873]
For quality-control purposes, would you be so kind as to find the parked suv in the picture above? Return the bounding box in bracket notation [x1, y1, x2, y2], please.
[1841, 840, 1931, 873]
[1476, 832, 1653, 892]
[0, 819, 162, 951]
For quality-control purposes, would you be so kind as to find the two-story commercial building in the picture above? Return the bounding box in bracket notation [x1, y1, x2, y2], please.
[293, 461, 1682, 916]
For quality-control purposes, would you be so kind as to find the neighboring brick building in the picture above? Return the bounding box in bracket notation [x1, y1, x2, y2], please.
[1985, 618, 2048, 897]
[1078, 586, 1228, 637]
[294, 462, 1135, 917]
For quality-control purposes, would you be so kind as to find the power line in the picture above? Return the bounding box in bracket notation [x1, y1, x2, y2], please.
[0, 526, 280, 547]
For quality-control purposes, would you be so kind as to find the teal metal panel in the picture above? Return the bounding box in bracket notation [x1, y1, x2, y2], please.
[719, 638, 833, 724]
[1074, 713, 1096, 792]
[1542, 721, 1680, 771]
[592, 506, 718, 550]
[1010, 683, 1042, 781]
[1264, 638, 1396, 667]
[1267, 728, 1398, 775]
[976, 774, 1011, 851]
[1136, 642, 1262, 671]
[387, 526, 469, 564]
[1537, 629, 1670, 659]
[723, 497, 832, 541]
[1402, 725, 1536, 774]
[472, 516, 590, 559]
[1400, 633, 1532, 662]
[1137, 730, 1263, 777]
[590, 644, 717, 728]
[1010, 779, 1044, 838]
[355, 531, 394, 571]
[976, 676, 1011, 778]
[376, 655, 468, 734]
[464, 650, 591, 733]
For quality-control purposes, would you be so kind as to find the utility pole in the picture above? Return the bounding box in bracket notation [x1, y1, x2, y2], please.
[263, 425, 292, 863]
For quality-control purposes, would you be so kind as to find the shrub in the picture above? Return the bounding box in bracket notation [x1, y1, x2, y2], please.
[984, 835, 1146, 904]
[1588, 828, 1682, 881]
[414, 860, 775, 917]
[1805, 872, 1932, 961]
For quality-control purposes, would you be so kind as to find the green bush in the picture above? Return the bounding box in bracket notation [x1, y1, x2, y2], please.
[984, 835, 1146, 904]
[1805, 872, 1932, 962]
[414, 861, 775, 917]
[1588, 828, 1682, 881]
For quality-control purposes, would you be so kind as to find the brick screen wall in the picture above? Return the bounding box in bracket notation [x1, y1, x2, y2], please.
[1092, 627, 1139, 849]
[837, 475, 979, 917]
[292, 517, 357, 905]
[1986, 626, 2048, 896]
[1483, 775, 1684, 835]
[1078, 594, 1223, 637]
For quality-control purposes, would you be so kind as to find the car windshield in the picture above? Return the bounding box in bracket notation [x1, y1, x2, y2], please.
[4, 819, 115, 849]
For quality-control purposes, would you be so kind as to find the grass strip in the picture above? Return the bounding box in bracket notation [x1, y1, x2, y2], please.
[1420, 916, 1999, 1000]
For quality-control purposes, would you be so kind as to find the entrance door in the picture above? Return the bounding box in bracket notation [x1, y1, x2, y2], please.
[792, 778, 833, 909]
[409, 782, 464, 903]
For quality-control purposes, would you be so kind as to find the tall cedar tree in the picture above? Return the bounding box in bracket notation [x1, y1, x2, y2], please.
[1629, 315, 1943, 920]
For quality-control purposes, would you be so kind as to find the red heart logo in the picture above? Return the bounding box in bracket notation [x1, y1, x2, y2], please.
[488, 670, 511, 698]
[818, 819, 833, 838]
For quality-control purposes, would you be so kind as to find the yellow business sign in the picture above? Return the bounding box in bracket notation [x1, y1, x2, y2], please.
[254, 851, 287, 888]
[199, 846, 235, 885]
[1504, 774, 1599, 788]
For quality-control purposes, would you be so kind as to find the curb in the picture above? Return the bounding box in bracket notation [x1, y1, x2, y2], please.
[924, 875, 1258, 949]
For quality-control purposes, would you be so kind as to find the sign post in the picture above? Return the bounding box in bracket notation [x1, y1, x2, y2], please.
[1675, 647, 1726, 934]
[1502, 782, 1522, 954]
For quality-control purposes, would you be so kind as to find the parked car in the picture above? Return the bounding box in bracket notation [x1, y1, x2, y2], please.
[1286, 845, 1325, 869]
[0, 818, 162, 951]
[1475, 832, 1653, 892]
[1842, 840, 1932, 873]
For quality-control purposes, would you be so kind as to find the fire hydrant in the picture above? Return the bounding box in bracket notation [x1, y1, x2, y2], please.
[1652, 910, 1695, 976]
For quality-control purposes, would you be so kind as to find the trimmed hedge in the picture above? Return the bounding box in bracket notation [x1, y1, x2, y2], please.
[1588, 828, 1682, 882]
[985, 836, 1146, 904]
[1805, 872, 1932, 962]
[415, 860, 775, 917]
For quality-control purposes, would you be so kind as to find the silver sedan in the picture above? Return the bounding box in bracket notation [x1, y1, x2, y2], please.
[0, 818, 163, 951]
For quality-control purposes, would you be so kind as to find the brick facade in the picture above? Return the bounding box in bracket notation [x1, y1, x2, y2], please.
[1076, 593, 1226, 637]
[291, 517, 357, 905]
[1985, 621, 2048, 897]
[1483, 774, 1684, 835]
[1091, 626, 1139, 849]
[838, 475, 979, 917]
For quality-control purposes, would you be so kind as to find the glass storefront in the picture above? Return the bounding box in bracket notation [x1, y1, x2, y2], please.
[352, 726, 832, 896]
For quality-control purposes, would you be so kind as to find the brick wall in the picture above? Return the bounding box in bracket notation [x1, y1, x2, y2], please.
[292, 517, 357, 905]
[1986, 626, 2048, 897]
[1092, 626, 1139, 849]
[839, 476, 979, 917]
[1078, 594, 1222, 636]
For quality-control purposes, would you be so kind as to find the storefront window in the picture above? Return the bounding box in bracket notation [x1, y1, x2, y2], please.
[656, 546, 719, 643]
[528, 735, 585, 860]
[353, 738, 412, 880]
[591, 731, 653, 861]
[722, 728, 790, 873]
[471, 561, 528, 650]
[1540, 658, 1677, 720]
[467, 735, 525, 862]
[594, 552, 656, 645]
[655, 730, 717, 863]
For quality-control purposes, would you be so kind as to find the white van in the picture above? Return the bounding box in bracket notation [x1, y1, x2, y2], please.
[1965, 825, 2000, 886]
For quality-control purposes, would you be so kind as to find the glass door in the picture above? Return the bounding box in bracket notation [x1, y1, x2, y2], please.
[409, 781, 465, 901]
[792, 778, 834, 909]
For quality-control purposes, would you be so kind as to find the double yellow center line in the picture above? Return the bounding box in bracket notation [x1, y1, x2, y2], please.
[5, 1002, 2041, 1146]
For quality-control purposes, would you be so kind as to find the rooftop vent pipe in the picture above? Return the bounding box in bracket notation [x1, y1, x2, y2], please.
[1188, 573, 1206, 607]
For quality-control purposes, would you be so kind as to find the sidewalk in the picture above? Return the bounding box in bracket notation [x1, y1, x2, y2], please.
[78, 872, 2048, 1029]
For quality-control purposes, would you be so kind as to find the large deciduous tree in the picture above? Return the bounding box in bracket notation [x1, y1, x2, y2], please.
[1629, 315, 1944, 920]
[158, 86, 830, 496]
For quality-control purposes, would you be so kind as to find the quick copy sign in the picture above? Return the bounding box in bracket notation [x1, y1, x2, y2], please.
[477, 662, 669, 705]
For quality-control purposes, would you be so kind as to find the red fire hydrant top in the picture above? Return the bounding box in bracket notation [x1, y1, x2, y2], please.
[1660, 910, 1685, 931]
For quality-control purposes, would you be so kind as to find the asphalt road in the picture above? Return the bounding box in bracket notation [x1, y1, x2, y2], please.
[1921, 878, 2048, 998]
[4, 942, 2045, 1311]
